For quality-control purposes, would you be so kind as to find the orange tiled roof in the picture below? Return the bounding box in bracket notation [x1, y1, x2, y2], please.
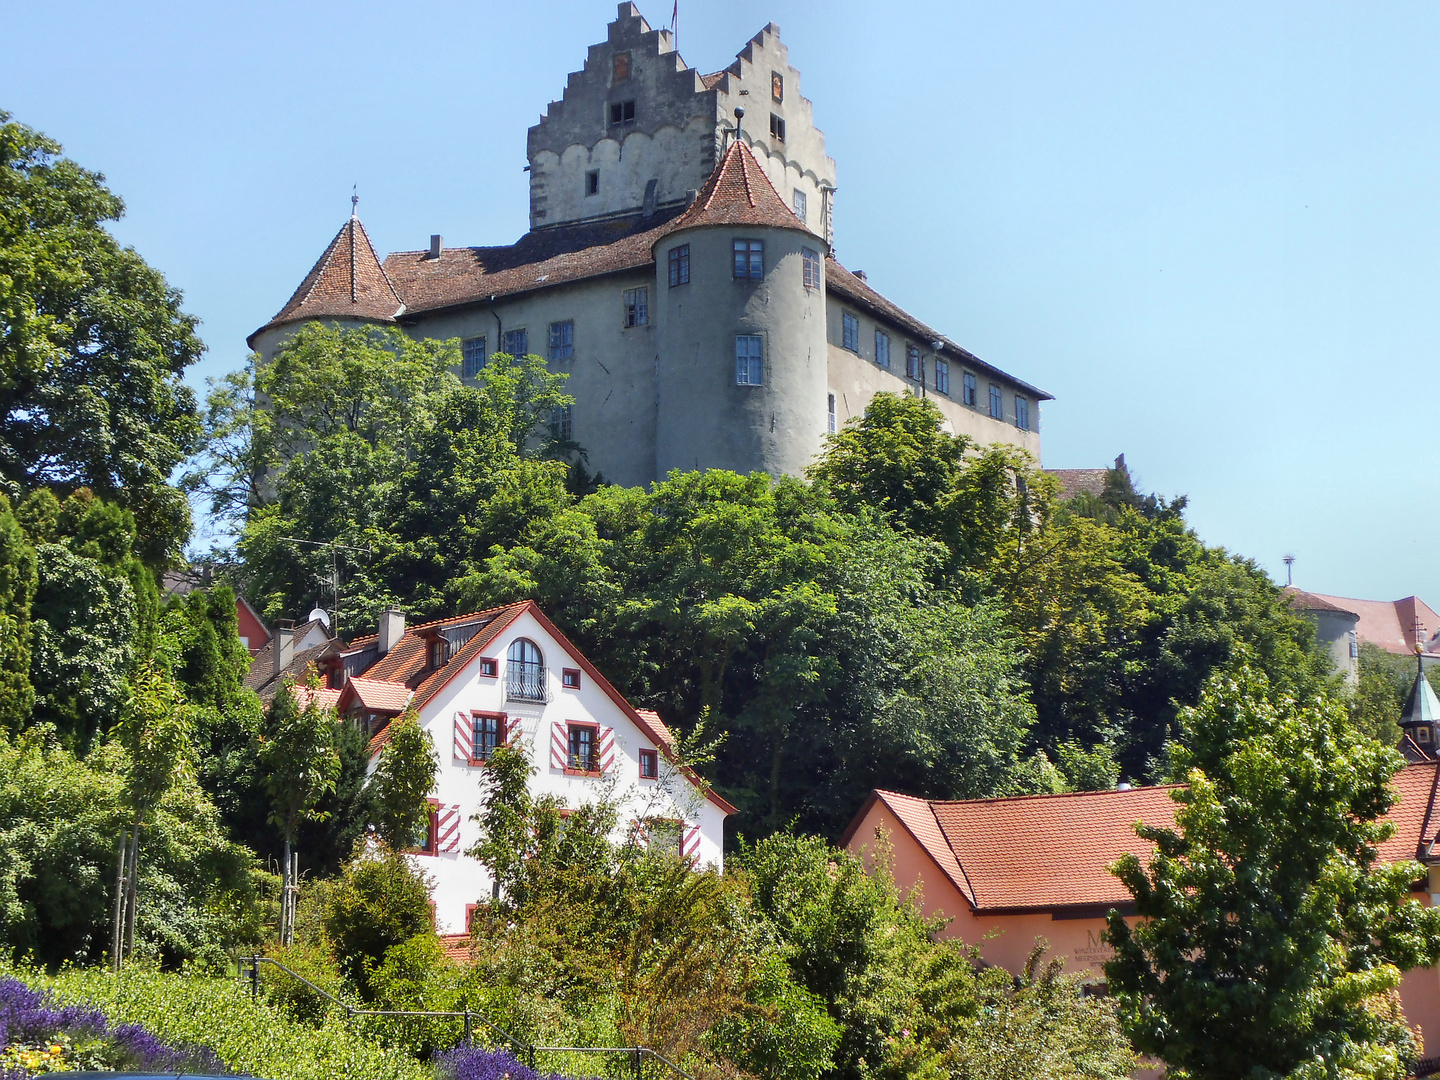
[249, 215, 405, 345]
[666, 138, 808, 234]
[293, 686, 342, 712]
[1291, 592, 1440, 657]
[343, 676, 413, 714]
[849, 764, 1440, 913]
[439, 933, 474, 964]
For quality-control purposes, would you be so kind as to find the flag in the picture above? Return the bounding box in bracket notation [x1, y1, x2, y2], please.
[671, 0, 678, 33]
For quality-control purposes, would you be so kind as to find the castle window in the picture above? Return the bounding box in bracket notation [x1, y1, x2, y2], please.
[548, 320, 574, 361]
[462, 336, 487, 379]
[769, 114, 786, 143]
[550, 404, 573, 442]
[989, 385, 1003, 420]
[585, 170, 599, 196]
[639, 748, 658, 779]
[841, 312, 859, 352]
[612, 53, 631, 82]
[962, 372, 977, 406]
[793, 189, 807, 223]
[623, 287, 649, 327]
[906, 344, 922, 381]
[735, 335, 764, 386]
[828, 393, 837, 435]
[875, 330, 890, 369]
[502, 328, 528, 357]
[772, 71, 784, 102]
[935, 359, 950, 396]
[802, 247, 821, 289]
[1015, 396, 1030, 431]
[609, 100, 636, 127]
[733, 239, 764, 279]
[669, 244, 690, 287]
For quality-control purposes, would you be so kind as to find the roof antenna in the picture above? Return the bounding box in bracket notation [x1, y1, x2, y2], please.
[351, 186, 359, 218]
[1282, 553, 1295, 587]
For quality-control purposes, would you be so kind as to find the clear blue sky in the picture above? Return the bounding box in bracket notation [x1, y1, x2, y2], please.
[4, 0, 1436, 600]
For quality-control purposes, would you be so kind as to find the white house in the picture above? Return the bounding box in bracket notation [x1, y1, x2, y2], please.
[322, 600, 735, 934]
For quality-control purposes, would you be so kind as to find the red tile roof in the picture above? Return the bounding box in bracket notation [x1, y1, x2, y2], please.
[1287, 590, 1440, 657]
[342, 676, 413, 714]
[293, 686, 342, 712]
[439, 933, 474, 964]
[666, 138, 808, 233]
[848, 765, 1440, 913]
[249, 215, 405, 346]
[1283, 587, 1361, 616]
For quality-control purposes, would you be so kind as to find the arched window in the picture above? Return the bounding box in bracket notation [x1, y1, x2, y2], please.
[506, 638, 546, 702]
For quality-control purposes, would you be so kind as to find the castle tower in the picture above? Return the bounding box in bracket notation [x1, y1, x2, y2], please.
[526, 4, 836, 240]
[246, 205, 405, 361]
[652, 139, 828, 478]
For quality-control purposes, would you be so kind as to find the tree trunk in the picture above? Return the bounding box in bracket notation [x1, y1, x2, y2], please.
[110, 831, 127, 972]
[123, 818, 141, 962]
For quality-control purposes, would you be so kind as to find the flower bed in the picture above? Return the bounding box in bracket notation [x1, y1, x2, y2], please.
[435, 1044, 579, 1080]
[0, 977, 225, 1076]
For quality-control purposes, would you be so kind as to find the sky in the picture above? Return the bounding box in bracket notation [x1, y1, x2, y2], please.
[3, 0, 1437, 601]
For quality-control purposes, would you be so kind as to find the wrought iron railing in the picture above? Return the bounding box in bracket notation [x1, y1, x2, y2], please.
[506, 661, 546, 702]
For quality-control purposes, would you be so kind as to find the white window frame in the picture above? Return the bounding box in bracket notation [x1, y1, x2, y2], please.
[624, 287, 649, 327]
[548, 320, 574, 361]
[735, 335, 764, 386]
[462, 336, 487, 379]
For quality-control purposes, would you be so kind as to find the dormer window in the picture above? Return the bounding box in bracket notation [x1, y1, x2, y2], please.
[427, 637, 446, 670]
[609, 100, 636, 127]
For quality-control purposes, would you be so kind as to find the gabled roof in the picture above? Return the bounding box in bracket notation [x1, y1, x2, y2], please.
[1283, 587, 1361, 617]
[666, 138, 808, 234]
[1288, 590, 1440, 657]
[340, 676, 414, 715]
[846, 765, 1440, 913]
[293, 686, 342, 712]
[244, 619, 346, 702]
[248, 213, 406, 347]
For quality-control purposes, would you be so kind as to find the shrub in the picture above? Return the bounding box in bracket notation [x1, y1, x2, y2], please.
[323, 847, 435, 998]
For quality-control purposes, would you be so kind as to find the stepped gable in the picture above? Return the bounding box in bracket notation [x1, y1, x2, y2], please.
[825, 258, 1053, 401]
[666, 138, 806, 233]
[248, 213, 406, 347]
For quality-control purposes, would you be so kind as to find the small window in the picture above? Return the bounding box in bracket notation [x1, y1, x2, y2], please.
[802, 247, 821, 289]
[827, 393, 837, 435]
[875, 330, 891, 369]
[639, 748, 658, 779]
[609, 100, 636, 126]
[427, 637, 447, 670]
[479, 657, 498, 678]
[935, 359, 950, 396]
[736, 335, 764, 386]
[548, 320, 574, 361]
[644, 818, 683, 857]
[1348, 631, 1359, 660]
[733, 239, 764, 279]
[414, 799, 439, 855]
[562, 668, 581, 689]
[502, 328, 528, 357]
[1419, 726, 1432, 745]
[1015, 395, 1030, 431]
[769, 113, 785, 142]
[624, 287, 649, 327]
[550, 404, 573, 442]
[771, 71, 784, 102]
[669, 244, 690, 287]
[793, 189, 807, 223]
[567, 723, 599, 772]
[906, 344, 922, 381]
[585, 170, 599, 196]
[462, 336, 487, 379]
[612, 53, 631, 82]
[841, 312, 859, 352]
[962, 372, 977, 407]
[989, 385, 1003, 420]
[472, 713, 505, 762]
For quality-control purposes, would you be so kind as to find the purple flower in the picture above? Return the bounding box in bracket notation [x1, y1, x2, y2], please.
[436, 1043, 597, 1080]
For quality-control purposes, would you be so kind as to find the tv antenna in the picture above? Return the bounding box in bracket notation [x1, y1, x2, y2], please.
[1282, 553, 1295, 587]
[280, 537, 372, 629]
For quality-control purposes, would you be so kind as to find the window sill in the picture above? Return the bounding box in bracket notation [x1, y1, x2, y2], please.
[563, 767, 604, 778]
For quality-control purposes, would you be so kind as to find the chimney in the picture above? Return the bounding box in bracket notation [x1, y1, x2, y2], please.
[378, 607, 406, 656]
[429, 234, 443, 259]
[853, 269, 866, 282]
[273, 619, 295, 679]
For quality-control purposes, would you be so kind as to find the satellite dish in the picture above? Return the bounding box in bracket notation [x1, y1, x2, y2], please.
[308, 607, 331, 629]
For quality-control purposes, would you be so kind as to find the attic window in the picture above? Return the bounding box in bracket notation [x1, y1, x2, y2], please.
[613, 53, 631, 82]
[769, 114, 785, 142]
[609, 100, 636, 127]
[562, 668, 581, 689]
[771, 72, 783, 102]
[639, 748, 658, 779]
[427, 637, 447, 670]
[479, 657, 498, 678]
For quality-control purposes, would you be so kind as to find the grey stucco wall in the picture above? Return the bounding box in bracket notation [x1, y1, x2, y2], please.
[1307, 608, 1360, 686]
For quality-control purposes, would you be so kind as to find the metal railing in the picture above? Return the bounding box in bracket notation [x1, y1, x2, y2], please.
[506, 661, 547, 702]
[238, 956, 695, 1080]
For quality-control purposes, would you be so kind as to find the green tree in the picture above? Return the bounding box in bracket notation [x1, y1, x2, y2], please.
[258, 682, 339, 944]
[1351, 642, 1427, 747]
[1105, 660, 1440, 1079]
[0, 113, 202, 566]
[0, 494, 36, 728]
[369, 709, 438, 848]
[322, 845, 435, 999]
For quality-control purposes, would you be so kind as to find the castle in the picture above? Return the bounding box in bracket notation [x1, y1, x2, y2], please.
[248, 4, 1050, 488]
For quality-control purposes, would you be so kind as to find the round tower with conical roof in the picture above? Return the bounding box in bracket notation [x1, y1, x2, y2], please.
[651, 138, 828, 477]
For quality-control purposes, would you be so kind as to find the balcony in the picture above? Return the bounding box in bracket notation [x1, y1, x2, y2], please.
[506, 661, 547, 703]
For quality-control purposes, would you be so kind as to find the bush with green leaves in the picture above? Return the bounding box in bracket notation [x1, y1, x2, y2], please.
[322, 846, 436, 999]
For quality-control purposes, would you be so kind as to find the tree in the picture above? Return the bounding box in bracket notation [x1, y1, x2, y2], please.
[1105, 660, 1440, 1079]
[0, 113, 202, 566]
[369, 709, 439, 848]
[258, 682, 339, 945]
[322, 845, 436, 999]
[0, 494, 36, 728]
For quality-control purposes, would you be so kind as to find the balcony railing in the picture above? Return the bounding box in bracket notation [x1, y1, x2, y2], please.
[506, 661, 547, 703]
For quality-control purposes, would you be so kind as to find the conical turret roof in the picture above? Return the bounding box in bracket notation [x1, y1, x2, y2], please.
[665, 138, 811, 235]
[248, 213, 405, 347]
[1402, 663, 1440, 730]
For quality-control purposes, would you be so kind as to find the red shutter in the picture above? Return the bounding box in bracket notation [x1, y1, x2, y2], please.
[506, 715, 522, 746]
[598, 726, 616, 773]
[681, 824, 702, 862]
[436, 804, 462, 853]
[551, 722, 567, 770]
[453, 712, 472, 762]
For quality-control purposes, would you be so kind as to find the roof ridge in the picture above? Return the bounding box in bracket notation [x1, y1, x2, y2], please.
[874, 783, 1182, 808]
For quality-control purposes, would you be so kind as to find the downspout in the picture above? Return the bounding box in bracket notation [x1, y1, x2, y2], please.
[489, 295, 502, 356]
